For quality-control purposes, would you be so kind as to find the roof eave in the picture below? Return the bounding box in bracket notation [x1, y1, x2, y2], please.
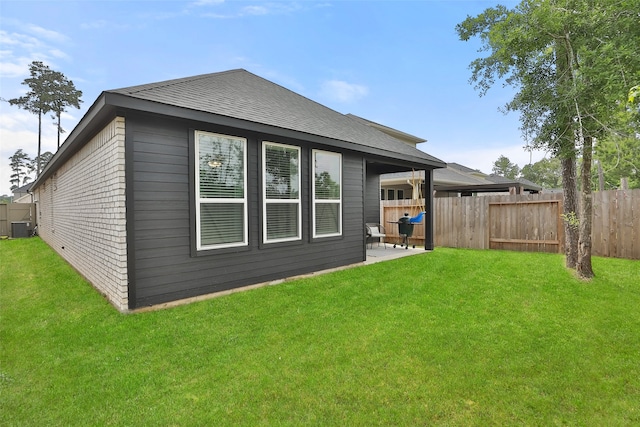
[33, 92, 446, 191]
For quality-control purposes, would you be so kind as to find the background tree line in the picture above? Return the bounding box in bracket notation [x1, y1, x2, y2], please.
[4, 60, 82, 191]
[491, 145, 639, 191]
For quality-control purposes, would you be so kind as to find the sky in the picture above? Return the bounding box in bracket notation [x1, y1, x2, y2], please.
[0, 0, 549, 196]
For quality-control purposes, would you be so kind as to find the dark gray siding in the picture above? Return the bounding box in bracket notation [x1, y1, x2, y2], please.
[127, 112, 365, 308]
[365, 167, 381, 224]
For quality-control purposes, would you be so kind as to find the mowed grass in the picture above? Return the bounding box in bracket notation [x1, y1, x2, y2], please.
[1, 238, 639, 426]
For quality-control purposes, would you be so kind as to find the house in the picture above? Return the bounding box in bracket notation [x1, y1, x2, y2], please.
[30, 69, 446, 311]
[11, 183, 33, 203]
[433, 163, 542, 196]
[381, 163, 542, 199]
[345, 117, 541, 198]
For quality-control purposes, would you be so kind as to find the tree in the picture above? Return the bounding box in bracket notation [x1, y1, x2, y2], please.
[31, 151, 54, 178]
[594, 137, 640, 190]
[456, 0, 640, 279]
[8, 61, 57, 177]
[491, 155, 520, 179]
[8, 149, 32, 191]
[50, 72, 83, 149]
[521, 157, 563, 189]
[8, 61, 83, 175]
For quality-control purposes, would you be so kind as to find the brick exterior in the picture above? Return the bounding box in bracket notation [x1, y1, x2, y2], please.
[35, 117, 128, 311]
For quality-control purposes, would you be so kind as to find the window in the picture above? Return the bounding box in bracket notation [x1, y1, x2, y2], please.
[312, 150, 342, 237]
[388, 189, 395, 201]
[397, 189, 404, 200]
[381, 188, 385, 200]
[262, 142, 301, 243]
[195, 131, 247, 250]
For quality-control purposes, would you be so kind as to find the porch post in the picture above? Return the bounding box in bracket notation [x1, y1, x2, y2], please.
[425, 169, 435, 250]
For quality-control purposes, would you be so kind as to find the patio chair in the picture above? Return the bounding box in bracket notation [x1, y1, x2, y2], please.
[366, 223, 387, 249]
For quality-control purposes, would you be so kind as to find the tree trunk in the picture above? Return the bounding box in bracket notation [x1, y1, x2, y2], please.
[37, 108, 42, 177]
[57, 112, 61, 150]
[577, 136, 594, 278]
[561, 156, 579, 269]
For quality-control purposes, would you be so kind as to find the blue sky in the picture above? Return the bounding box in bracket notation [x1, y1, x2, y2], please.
[0, 0, 547, 196]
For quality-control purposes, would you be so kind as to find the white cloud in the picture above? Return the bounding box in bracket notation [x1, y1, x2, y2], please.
[242, 5, 269, 15]
[423, 143, 549, 175]
[198, 1, 302, 18]
[0, 56, 33, 78]
[49, 48, 70, 60]
[80, 20, 109, 30]
[0, 26, 73, 79]
[25, 24, 68, 43]
[320, 80, 369, 103]
[191, 0, 225, 6]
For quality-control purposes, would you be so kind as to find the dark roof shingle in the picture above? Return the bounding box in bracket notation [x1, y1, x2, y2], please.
[108, 69, 444, 165]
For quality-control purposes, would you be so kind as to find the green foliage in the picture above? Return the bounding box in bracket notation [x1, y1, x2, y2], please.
[561, 211, 580, 230]
[314, 171, 340, 199]
[8, 61, 56, 116]
[7, 61, 83, 175]
[49, 71, 82, 149]
[33, 151, 53, 173]
[456, 0, 640, 155]
[491, 154, 520, 179]
[8, 149, 32, 191]
[7, 149, 53, 191]
[2, 239, 640, 425]
[594, 137, 640, 189]
[520, 157, 562, 188]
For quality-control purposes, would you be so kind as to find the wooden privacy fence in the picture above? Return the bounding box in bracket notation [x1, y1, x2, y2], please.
[382, 189, 640, 260]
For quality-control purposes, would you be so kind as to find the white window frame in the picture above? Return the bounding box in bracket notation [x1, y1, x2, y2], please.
[262, 141, 302, 244]
[312, 149, 342, 238]
[195, 130, 248, 250]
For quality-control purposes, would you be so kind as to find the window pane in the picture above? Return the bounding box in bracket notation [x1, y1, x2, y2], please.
[314, 152, 341, 200]
[265, 145, 299, 199]
[200, 203, 244, 246]
[266, 203, 299, 240]
[315, 203, 339, 235]
[198, 133, 245, 198]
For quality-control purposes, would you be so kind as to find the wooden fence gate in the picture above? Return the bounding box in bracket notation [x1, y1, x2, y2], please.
[488, 199, 563, 253]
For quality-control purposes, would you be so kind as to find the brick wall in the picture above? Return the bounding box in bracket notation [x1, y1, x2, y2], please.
[35, 117, 129, 311]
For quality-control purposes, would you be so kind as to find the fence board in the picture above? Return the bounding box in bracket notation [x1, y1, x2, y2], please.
[382, 189, 639, 260]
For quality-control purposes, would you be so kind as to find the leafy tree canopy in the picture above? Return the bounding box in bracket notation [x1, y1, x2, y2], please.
[491, 155, 520, 179]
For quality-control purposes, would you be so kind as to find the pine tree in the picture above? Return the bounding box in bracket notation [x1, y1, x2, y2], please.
[9, 149, 32, 191]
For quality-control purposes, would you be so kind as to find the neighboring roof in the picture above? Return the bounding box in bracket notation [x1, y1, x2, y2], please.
[344, 114, 426, 145]
[108, 69, 443, 165]
[12, 183, 33, 195]
[33, 69, 445, 188]
[382, 164, 543, 193]
[435, 176, 542, 193]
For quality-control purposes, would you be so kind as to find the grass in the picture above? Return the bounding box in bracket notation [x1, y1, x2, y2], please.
[1, 238, 640, 426]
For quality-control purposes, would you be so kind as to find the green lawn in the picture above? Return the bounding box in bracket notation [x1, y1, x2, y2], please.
[2, 238, 639, 426]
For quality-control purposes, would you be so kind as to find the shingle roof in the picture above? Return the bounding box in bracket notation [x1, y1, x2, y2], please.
[107, 69, 443, 165]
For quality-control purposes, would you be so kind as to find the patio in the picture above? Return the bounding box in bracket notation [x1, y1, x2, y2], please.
[365, 244, 428, 265]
